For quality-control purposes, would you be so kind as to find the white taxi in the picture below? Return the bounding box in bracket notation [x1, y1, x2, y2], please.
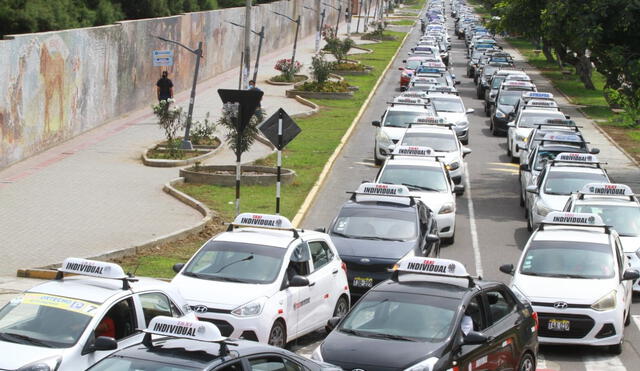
[506, 107, 567, 161]
[563, 183, 640, 292]
[375, 146, 464, 244]
[500, 212, 638, 354]
[171, 213, 350, 348]
[525, 152, 610, 231]
[0, 258, 192, 371]
[426, 91, 474, 144]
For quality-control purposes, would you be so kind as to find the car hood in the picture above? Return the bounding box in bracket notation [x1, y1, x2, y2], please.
[0, 342, 63, 369]
[331, 235, 417, 260]
[382, 126, 409, 141]
[539, 193, 569, 212]
[321, 330, 443, 369]
[437, 112, 466, 124]
[514, 274, 615, 304]
[620, 236, 640, 254]
[411, 191, 453, 213]
[171, 274, 275, 310]
[496, 104, 514, 114]
[515, 127, 533, 139]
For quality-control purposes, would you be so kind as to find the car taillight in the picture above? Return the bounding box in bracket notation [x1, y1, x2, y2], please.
[532, 311, 539, 331]
[341, 262, 347, 273]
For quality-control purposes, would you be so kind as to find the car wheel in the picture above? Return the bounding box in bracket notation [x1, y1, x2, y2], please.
[333, 296, 349, 317]
[443, 232, 455, 245]
[527, 209, 533, 232]
[476, 88, 483, 99]
[609, 342, 623, 355]
[268, 320, 287, 348]
[625, 310, 631, 326]
[517, 353, 535, 371]
[461, 138, 469, 145]
[519, 188, 525, 207]
[507, 142, 512, 157]
[374, 146, 382, 166]
[485, 104, 491, 117]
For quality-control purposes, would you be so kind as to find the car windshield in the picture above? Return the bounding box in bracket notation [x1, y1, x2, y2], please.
[378, 165, 449, 192]
[533, 150, 566, 171]
[183, 241, 286, 284]
[88, 357, 198, 371]
[383, 111, 428, 128]
[339, 291, 458, 341]
[402, 133, 458, 152]
[574, 205, 640, 236]
[0, 293, 97, 348]
[432, 99, 464, 113]
[332, 207, 417, 241]
[491, 77, 506, 89]
[518, 112, 565, 128]
[498, 92, 521, 106]
[406, 60, 422, 70]
[544, 171, 609, 195]
[520, 241, 614, 279]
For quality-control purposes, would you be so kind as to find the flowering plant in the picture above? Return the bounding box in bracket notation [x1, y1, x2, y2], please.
[152, 98, 186, 157]
[274, 58, 303, 81]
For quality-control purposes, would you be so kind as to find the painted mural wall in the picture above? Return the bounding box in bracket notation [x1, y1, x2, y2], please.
[0, 0, 337, 169]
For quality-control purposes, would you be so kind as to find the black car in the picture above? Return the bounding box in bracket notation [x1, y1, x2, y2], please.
[88, 316, 341, 371]
[490, 90, 527, 135]
[328, 183, 440, 300]
[313, 258, 539, 371]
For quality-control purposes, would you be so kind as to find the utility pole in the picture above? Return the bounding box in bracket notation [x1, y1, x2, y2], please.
[227, 21, 265, 84]
[243, 0, 251, 89]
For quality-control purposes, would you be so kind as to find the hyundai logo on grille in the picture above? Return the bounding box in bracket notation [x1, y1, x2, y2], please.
[192, 305, 208, 313]
[553, 301, 568, 309]
[360, 258, 371, 264]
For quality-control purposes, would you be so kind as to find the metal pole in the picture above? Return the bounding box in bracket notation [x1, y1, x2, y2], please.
[235, 148, 241, 216]
[291, 16, 301, 76]
[318, 9, 326, 53]
[315, 0, 322, 53]
[252, 27, 264, 83]
[346, 6, 351, 37]
[276, 111, 283, 214]
[364, 0, 372, 32]
[356, 0, 363, 33]
[238, 51, 244, 89]
[335, 4, 341, 37]
[243, 0, 251, 89]
[181, 41, 203, 150]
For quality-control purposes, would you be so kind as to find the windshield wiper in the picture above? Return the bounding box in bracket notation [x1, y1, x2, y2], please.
[214, 254, 254, 273]
[355, 236, 406, 242]
[368, 333, 417, 342]
[215, 276, 251, 283]
[332, 231, 355, 239]
[0, 332, 53, 347]
[401, 183, 439, 192]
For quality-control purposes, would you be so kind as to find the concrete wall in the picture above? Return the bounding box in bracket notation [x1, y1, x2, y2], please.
[0, 0, 339, 169]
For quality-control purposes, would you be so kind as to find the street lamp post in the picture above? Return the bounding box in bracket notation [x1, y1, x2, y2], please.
[322, 2, 341, 38]
[271, 11, 301, 80]
[356, 0, 363, 33]
[318, 9, 326, 52]
[153, 36, 203, 150]
[303, 5, 322, 53]
[243, 0, 251, 89]
[226, 21, 265, 84]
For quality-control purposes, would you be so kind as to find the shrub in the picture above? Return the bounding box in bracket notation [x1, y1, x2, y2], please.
[310, 55, 333, 84]
[216, 102, 261, 157]
[274, 58, 303, 81]
[331, 62, 367, 71]
[152, 99, 185, 157]
[298, 81, 350, 92]
[324, 36, 355, 63]
[190, 112, 217, 145]
[606, 88, 640, 128]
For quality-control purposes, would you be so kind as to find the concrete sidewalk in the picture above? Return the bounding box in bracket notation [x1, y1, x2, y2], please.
[0, 20, 370, 278]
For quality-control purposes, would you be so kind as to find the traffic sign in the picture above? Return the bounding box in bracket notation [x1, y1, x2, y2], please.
[153, 50, 174, 66]
[258, 108, 301, 150]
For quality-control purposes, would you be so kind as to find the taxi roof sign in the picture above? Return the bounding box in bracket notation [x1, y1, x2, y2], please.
[503, 81, 534, 87]
[525, 100, 558, 108]
[542, 212, 604, 227]
[579, 183, 634, 197]
[146, 316, 225, 342]
[541, 133, 583, 143]
[401, 91, 428, 99]
[393, 96, 425, 104]
[59, 258, 127, 280]
[394, 257, 474, 287]
[230, 213, 294, 230]
[393, 145, 435, 156]
[544, 118, 575, 126]
[414, 116, 445, 125]
[352, 183, 415, 206]
[523, 92, 554, 100]
[553, 152, 599, 164]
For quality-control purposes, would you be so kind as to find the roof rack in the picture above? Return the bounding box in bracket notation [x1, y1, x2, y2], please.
[539, 212, 611, 233]
[389, 145, 445, 161]
[387, 101, 431, 108]
[56, 258, 137, 290]
[226, 213, 300, 238]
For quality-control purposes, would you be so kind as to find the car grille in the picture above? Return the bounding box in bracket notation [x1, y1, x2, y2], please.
[537, 312, 594, 339]
[197, 318, 235, 337]
[345, 261, 394, 273]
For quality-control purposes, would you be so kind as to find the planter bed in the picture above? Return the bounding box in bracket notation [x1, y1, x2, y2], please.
[180, 165, 296, 186]
[266, 74, 309, 86]
[142, 140, 221, 168]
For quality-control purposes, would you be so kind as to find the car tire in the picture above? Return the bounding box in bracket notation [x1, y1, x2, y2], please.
[609, 342, 623, 355]
[443, 232, 455, 245]
[461, 138, 469, 145]
[268, 320, 287, 348]
[519, 189, 525, 207]
[333, 296, 349, 317]
[527, 209, 533, 232]
[625, 310, 631, 326]
[476, 87, 483, 99]
[374, 146, 382, 166]
[485, 104, 491, 117]
[517, 353, 535, 371]
[507, 143, 512, 157]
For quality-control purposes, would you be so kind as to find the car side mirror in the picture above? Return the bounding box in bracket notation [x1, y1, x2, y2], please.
[173, 263, 185, 274]
[519, 164, 529, 172]
[93, 336, 118, 351]
[466, 108, 474, 114]
[289, 275, 310, 287]
[525, 185, 538, 194]
[372, 120, 381, 127]
[462, 147, 472, 157]
[326, 317, 341, 332]
[463, 331, 490, 345]
[426, 234, 440, 243]
[314, 227, 326, 233]
[590, 147, 600, 154]
[455, 80, 461, 85]
[565, 115, 571, 119]
[622, 269, 640, 281]
[499, 264, 515, 275]
[398, 67, 405, 71]
[402, 59, 407, 63]
[507, 122, 515, 128]
[453, 184, 465, 196]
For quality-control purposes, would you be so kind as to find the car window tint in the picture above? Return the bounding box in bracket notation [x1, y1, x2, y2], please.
[309, 241, 333, 271]
[215, 361, 244, 371]
[486, 290, 515, 326]
[140, 292, 177, 326]
[464, 295, 486, 331]
[249, 356, 305, 371]
[95, 297, 137, 340]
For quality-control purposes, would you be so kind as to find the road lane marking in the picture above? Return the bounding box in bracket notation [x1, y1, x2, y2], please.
[488, 168, 519, 174]
[583, 354, 626, 371]
[489, 162, 520, 168]
[632, 314, 640, 331]
[464, 163, 483, 277]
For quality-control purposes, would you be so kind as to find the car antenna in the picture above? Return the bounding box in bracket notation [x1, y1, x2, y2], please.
[128, 262, 142, 278]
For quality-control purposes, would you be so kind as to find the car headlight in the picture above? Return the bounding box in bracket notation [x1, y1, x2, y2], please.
[403, 357, 439, 371]
[311, 345, 324, 361]
[232, 297, 267, 317]
[377, 131, 393, 147]
[455, 120, 468, 128]
[534, 201, 553, 217]
[511, 285, 530, 304]
[17, 357, 62, 371]
[446, 161, 460, 171]
[495, 110, 506, 118]
[439, 202, 454, 214]
[516, 133, 527, 141]
[635, 247, 640, 259]
[592, 290, 617, 311]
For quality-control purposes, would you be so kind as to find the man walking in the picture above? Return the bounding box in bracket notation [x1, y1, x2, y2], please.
[156, 71, 174, 102]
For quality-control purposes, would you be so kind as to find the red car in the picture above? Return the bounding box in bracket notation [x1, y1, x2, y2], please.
[399, 56, 438, 91]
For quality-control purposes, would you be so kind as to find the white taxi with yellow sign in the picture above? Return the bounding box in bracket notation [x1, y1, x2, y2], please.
[500, 212, 638, 354]
[0, 258, 192, 371]
[170, 213, 350, 348]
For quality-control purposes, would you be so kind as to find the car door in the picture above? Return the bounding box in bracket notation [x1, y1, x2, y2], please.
[479, 287, 520, 370]
[614, 237, 633, 308]
[80, 297, 141, 369]
[136, 291, 183, 327]
[456, 293, 500, 371]
[285, 242, 314, 337]
[244, 353, 307, 371]
[307, 239, 338, 327]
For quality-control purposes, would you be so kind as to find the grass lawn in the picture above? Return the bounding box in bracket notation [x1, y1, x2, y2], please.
[388, 20, 416, 26]
[117, 31, 407, 278]
[405, 0, 426, 10]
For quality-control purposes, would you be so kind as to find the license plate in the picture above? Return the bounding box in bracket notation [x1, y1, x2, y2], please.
[353, 277, 373, 288]
[548, 319, 570, 332]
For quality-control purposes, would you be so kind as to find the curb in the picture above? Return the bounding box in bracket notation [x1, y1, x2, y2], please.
[141, 142, 222, 167]
[291, 28, 414, 227]
[290, 95, 320, 118]
[265, 75, 310, 86]
[17, 177, 214, 277]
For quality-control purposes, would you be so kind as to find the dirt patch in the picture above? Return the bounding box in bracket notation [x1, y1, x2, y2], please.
[597, 124, 640, 163]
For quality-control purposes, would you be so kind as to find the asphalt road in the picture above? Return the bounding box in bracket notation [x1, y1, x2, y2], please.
[289, 6, 640, 371]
